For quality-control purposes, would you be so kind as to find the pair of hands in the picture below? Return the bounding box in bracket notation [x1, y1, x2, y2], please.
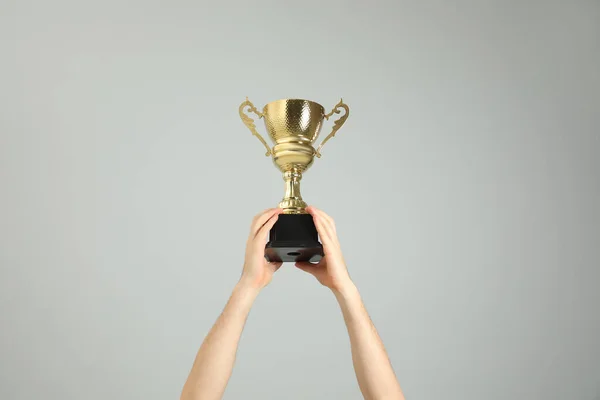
[239, 206, 352, 292]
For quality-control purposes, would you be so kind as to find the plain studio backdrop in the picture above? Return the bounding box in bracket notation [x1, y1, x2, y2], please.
[1, 1, 599, 399]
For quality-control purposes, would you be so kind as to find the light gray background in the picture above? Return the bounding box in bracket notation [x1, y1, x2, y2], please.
[1, 1, 599, 399]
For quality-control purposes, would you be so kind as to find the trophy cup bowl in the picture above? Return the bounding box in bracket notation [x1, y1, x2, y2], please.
[239, 97, 349, 262]
[263, 99, 325, 174]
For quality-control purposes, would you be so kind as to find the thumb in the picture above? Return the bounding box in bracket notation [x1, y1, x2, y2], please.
[295, 261, 319, 275]
[268, 261, 283, 274]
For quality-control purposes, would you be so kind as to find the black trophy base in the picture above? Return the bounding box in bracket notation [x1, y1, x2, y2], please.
[265, 214, 324, 263]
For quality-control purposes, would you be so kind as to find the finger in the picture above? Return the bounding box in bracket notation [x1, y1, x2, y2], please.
[251, 208, 281, 237]
[254, 211, 281, 242]
[250, 208, 274, 232]
[252, 208, 274, 222]
[295, 261, 319, 275]
[320, 212, 337, 234]
[313, 208, 341, 248]
[307, 207, 334, 243]
[312, 214, 334, 247]
[308, 211, 342, 259]
[311, 206, 336, 234]
[307, 206, 332, 229]
[268, 261, 283, 274]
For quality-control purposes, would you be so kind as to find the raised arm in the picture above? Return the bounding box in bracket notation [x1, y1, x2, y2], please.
[180, 208, 283, 400]
[296, 206, 405, 400]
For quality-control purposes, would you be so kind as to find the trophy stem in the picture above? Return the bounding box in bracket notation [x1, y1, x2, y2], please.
[278, 168, 308, 214]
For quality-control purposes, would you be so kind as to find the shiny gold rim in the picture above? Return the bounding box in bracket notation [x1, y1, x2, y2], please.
[262, 98, 325, 115]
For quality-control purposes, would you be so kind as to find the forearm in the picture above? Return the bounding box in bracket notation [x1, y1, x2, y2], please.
[334, 282, 404, 400]
[181, 280, 259, 400]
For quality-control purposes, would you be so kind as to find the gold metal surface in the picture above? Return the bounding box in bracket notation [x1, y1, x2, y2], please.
[239, 98, 349, 214]
[239, 98, 272, 157]
[315, 99, 350, 158]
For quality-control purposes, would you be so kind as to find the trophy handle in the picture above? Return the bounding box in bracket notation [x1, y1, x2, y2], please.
[315, 98, 349, 158]
[239, 97, 272, 157]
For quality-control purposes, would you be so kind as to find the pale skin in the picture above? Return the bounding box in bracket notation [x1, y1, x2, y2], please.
[180, 206, 405, 400]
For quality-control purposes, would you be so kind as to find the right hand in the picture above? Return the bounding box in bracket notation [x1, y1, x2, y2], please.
[295, 206, 353, 292]
[239, 208, 284, 290]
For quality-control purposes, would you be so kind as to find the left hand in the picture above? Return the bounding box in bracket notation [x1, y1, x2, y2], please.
[295, 206, 353, 292]
[239, 208, 284, 290]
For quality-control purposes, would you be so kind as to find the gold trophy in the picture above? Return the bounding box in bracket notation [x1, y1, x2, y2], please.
[239, 97, 349, 262]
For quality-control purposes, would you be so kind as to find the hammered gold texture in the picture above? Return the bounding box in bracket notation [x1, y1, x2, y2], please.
[263, 99, 325, 144]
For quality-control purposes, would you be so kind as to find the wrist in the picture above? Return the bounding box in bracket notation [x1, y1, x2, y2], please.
[235, 276, 262, 297]
[331, 279, 358, 299]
